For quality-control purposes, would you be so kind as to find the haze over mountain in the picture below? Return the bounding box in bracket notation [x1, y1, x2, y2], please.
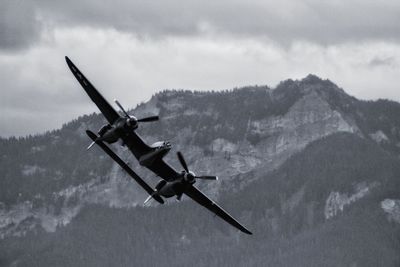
[1, 75, 399, 266]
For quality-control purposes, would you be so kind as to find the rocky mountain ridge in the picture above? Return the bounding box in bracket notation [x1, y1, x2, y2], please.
[1, 74, 400, 266]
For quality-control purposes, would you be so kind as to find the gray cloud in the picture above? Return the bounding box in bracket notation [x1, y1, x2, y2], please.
[2, 0, 400, 50]
[1, 1, 400, 137]
[1, 29, 399, 137]
[40, 0, 400, 44]
[369, 56, 397, 68]
[0, 0, 41, 50]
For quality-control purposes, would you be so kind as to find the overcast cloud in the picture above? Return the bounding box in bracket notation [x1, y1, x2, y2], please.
[0, 0, 400, 137]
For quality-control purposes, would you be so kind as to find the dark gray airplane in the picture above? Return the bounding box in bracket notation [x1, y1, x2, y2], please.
[65, 56, 252, 235]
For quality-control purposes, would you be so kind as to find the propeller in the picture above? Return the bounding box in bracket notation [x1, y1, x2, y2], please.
[87, 141, 96, 150]
[137, 116, 159, 122]
[177, 151, 218, 182]
[114, 99, 159, 123]
[86, 134, 107, 150]
[114, 99, 130, 118]
[177, 151, 189, 172]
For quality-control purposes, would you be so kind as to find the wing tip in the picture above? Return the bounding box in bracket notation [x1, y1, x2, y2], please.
[242, 228, 253, 235]
[65, 56, 75, 71]
[86, 130, 97, 140]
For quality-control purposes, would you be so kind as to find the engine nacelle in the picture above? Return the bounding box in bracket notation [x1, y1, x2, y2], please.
[97, 117, 138, 145]
[98, 124, 112, 136]
[155, 180, 167, 191]
[97, 124, 119, 144]
[184, 171, 196, 184]
[125, 116, 138, 130]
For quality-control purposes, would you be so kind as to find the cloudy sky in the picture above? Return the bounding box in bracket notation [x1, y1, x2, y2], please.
[1, 0, 400, 137]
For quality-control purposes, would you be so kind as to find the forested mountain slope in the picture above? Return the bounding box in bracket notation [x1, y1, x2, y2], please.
[1, 75, 400, 266]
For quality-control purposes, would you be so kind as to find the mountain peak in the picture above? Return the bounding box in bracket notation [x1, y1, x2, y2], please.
[299, 74, 341, 91]
[295, 74, 349, 102]
[275, 74, 342, 94]
[301, 74, 324, 83]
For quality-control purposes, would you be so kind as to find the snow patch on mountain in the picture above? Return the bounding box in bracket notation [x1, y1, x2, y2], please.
[324, 182, 377, 219]
[31, 146, 45, 152]
[247, 92, 360, 172]
[21, 165, 45, 176]
[369, 130, 389, 143]
[282, 186, 305, 214]
[0, 201, 82, 238]
[1, 160, 151, 239]
[212, 138, 238, 153]
[381, 199, 400, 224]
[54, 163, 144, 209]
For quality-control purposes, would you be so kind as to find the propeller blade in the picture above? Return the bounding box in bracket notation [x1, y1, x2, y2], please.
[87, 141, 96, 150]
[143, 195, 153, 205]
[137, 116, 159, 122]
[144, 192, 164, 205]
[177, 152, 189, 173]
[114, 99, 130, 118]
[195, 176, 218, 180]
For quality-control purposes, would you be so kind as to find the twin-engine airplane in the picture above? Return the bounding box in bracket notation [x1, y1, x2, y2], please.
[65, 56, 252, 235]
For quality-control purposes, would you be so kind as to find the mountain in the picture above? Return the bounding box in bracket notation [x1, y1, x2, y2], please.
[1, 75, 400, 266]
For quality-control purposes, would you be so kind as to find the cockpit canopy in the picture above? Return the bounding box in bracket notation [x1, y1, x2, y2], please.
[150, 141, 171, 149]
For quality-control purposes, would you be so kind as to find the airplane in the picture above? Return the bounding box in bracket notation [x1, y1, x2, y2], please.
[65, 56, 252, 235]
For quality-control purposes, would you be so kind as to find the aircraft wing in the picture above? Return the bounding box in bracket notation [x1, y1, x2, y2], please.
[184, 185, 252, 235]
[65, 56, 121, 125]
[146, 159, 181, 182]
[86, 130, 164, 204]
[120, 131, 153, 160]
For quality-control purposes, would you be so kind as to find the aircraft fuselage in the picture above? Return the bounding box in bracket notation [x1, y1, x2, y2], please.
[139, 141, 171, 167]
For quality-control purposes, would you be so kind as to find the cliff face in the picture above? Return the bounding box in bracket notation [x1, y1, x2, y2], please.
[1, 75, 400, 266]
